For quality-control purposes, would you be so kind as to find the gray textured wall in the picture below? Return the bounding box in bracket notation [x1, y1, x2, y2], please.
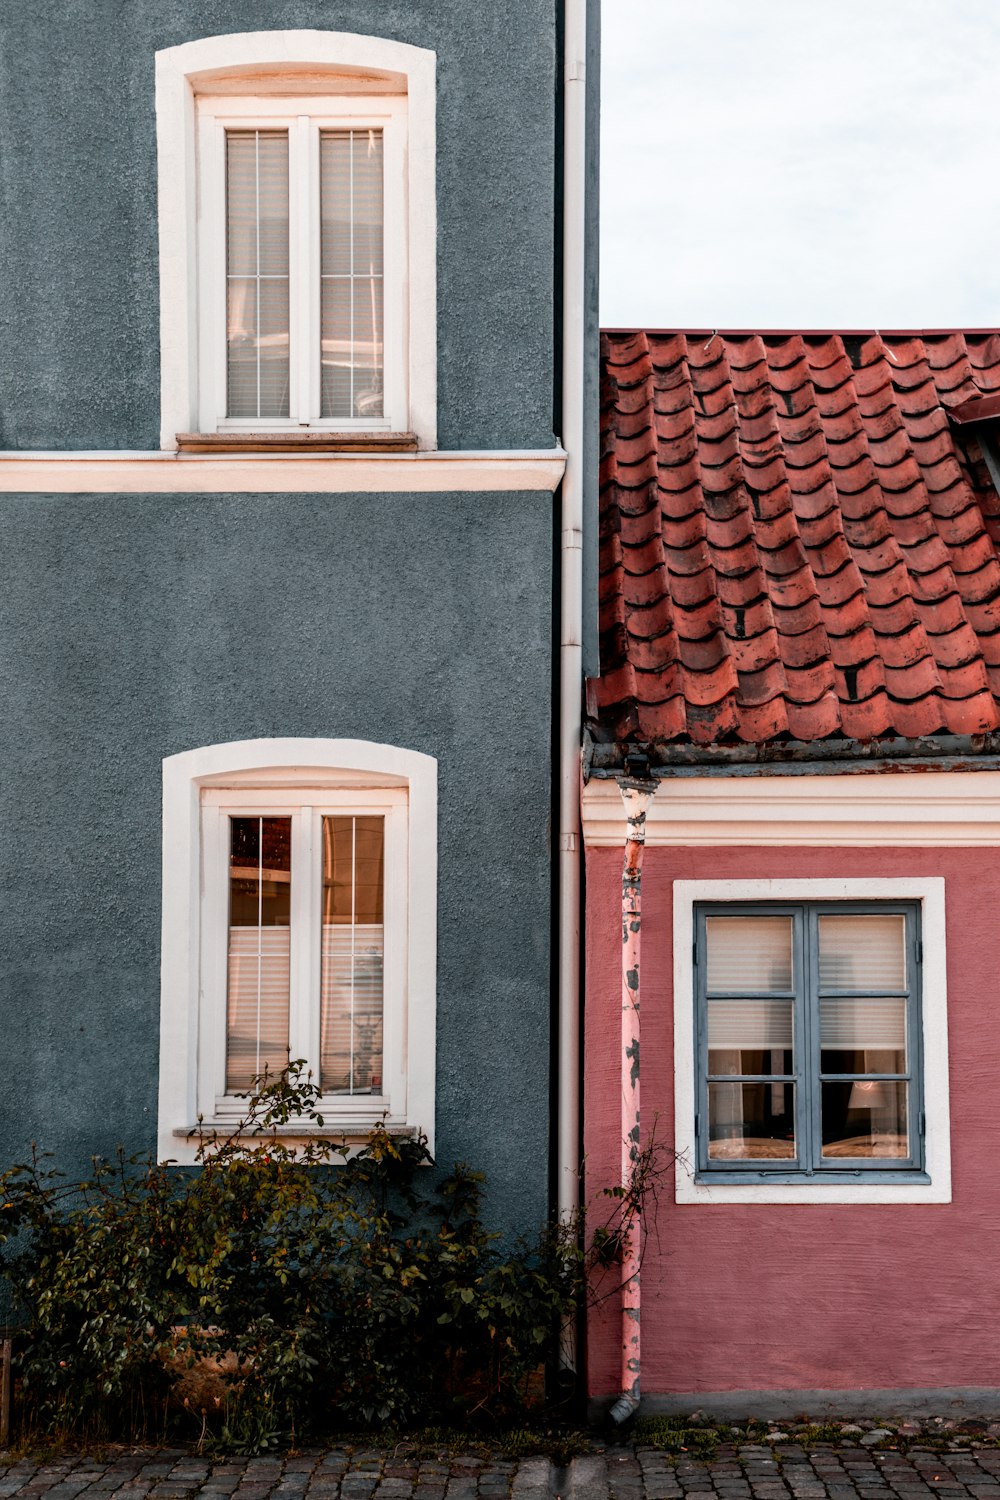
[0, 489, 553, 1238]
[0, 1, 557, 452]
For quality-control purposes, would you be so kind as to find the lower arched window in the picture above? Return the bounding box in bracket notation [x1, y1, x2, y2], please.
[157, 739, 436, 1162]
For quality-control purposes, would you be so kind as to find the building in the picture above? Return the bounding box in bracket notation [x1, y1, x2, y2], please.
[584, 328, 1000, 1410]
[0, 1, 599, 1252]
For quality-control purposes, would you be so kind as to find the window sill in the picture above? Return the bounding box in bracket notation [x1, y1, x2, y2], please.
[175, 431, 419, 454]
[695, 1169, 931, 1187]
[173, 1122, 417, 1144]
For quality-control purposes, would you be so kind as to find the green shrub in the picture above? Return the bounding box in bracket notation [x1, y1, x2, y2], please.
[0, 1065, 582, 1449]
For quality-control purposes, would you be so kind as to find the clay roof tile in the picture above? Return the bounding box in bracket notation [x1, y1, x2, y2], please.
[593, 329, 1000, 745]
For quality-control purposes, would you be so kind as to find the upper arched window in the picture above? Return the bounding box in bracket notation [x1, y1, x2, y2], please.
[155, 32, 437, 451]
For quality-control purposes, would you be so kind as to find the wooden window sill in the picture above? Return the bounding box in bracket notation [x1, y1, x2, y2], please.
[176, 432, 419, 454]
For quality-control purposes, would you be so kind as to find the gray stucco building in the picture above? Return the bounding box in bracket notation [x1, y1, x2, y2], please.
[0, 1, 600, 1242]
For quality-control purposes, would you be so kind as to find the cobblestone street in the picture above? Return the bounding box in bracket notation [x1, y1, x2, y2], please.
[4, 1441, 1000, 1500]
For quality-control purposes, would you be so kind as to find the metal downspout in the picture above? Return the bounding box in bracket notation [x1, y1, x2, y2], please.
[609, 778, 655, 1424]
[558, 0, 587, 1236]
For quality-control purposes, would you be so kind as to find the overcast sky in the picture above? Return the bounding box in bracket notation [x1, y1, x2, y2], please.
[600, 1, 1000, 330]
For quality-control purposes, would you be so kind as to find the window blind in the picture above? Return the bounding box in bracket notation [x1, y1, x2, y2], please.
[226, 129, 290, 419]
[819, 914, 906, 992]
[320, 129, 384, 420]
[707, 999, 793, 1049]
[320, 815, 385, 1094]
[820, 996, 907, 1052]
[225, 815, 292, 1093]
[226, 927, 291, 1092]
[705, 915, 793, 994]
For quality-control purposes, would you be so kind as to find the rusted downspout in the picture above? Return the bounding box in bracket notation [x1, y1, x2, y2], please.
[608, 777, 656, 1424]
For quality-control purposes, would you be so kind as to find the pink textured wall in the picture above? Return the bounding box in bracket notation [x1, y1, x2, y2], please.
[584, 843, 1000, 1396]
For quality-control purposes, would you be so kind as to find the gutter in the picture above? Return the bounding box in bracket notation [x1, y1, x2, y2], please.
[584, 732, 1000, 780]
[558, 0, 587, 1236]
[608, 777, 656, 1425]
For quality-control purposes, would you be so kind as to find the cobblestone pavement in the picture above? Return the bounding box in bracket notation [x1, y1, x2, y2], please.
[4, 1442, 1000, 1500]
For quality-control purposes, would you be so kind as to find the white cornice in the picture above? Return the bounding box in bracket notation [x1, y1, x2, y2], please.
[582, 770, 1000, 847]
[0, 449, 567, 495]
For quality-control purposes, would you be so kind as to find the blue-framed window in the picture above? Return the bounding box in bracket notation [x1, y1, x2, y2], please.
[694, 902, 926, 1184]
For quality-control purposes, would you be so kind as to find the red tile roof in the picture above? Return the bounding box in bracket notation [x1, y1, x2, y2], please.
[591, 330, 1000, 746]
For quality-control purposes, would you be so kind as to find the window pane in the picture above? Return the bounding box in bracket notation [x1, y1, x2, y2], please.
[320, 815, 384, 1094]
[821, 1081, 909, 1159]
[708, 1082, 796, 1160]
[705, 916, 792, 994]
[226, 816, 291, 1092]
[819, 914, 906, 993]
[708, 998, 793, 1076]
[320, 128, 384, 421]
[820, 996, 906, 1073]
[226, 129, 289, 419]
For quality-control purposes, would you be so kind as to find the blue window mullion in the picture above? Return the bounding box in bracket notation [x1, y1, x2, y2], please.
[803, 905, 820, 1174]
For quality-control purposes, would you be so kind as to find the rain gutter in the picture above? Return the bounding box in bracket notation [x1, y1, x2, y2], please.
[558, 0, 587, 1237]
[607, 777, 656, 1425]
[584, 733, 1000, 780]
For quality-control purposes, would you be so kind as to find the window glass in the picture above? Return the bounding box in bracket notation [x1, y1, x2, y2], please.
[698, 903, 920, 1178]
[821, 1080, 908, 1159]
[705, 915, 792, 994]
[707, 998, 793, 1077]
[820, 995, 906, 1073]
[226, 130, 290, 419]
[818, 914, 906, 993]
[320, 815, 385, 1094]
[320, 129, 384, 420]
[708, 1083, 796, 1160]
[226, 815, 292, 1091]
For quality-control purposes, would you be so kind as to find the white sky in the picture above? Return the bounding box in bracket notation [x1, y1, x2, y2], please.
[600, 1, 1000, 330]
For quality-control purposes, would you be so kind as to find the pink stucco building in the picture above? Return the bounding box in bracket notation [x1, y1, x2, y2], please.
[583, 328, 1000, 1409]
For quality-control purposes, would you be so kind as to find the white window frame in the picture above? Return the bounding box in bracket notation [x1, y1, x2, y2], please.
[155, 31, 437, 450]
[158, 738, 437, 1164]
[672, 878, 951, 1205]
[196, 94, 407, 435]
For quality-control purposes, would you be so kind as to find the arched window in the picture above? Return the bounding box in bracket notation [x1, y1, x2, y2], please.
[158, 738, 437, 1162]
[155, 32, 437, 451]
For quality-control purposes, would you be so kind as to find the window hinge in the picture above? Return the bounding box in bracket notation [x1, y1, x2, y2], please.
[917, 939, 923, 963]
[692, 940, 698, 966]
[919, 1110, 926, 1138]
[694, 1114, 701, 1140]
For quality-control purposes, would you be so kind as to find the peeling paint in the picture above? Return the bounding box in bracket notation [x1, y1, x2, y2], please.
[616, 777, 656, 1414]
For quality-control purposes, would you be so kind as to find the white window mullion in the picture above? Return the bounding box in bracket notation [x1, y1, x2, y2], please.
[381, 115, 407, 433]
[382, 802, 408, 1117]
[197, 115, 228, 433]
[305, 120, 322, 424]
[288, 806, 315, 1079]
[288, 116, 310, 426]
[201, 805, 230, 1115]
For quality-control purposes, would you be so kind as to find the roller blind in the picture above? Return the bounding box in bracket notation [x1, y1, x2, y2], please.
[707, 998, 793, 1049]
[820, 996, 906, 1051]
[819, 914, 906, 992]
[706, 916, 793, 994]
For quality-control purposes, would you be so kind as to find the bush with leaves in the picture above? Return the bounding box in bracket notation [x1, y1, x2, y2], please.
[0, 1065, 583, 1449]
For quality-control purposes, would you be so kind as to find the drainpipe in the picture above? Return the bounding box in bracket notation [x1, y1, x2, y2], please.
[608, 777, 656, 1424]
[558, 0, 587, 1236]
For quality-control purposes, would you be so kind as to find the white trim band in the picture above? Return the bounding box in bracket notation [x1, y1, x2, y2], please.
[0, 449, 567, 494]
[582, 771, 1000, 847]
